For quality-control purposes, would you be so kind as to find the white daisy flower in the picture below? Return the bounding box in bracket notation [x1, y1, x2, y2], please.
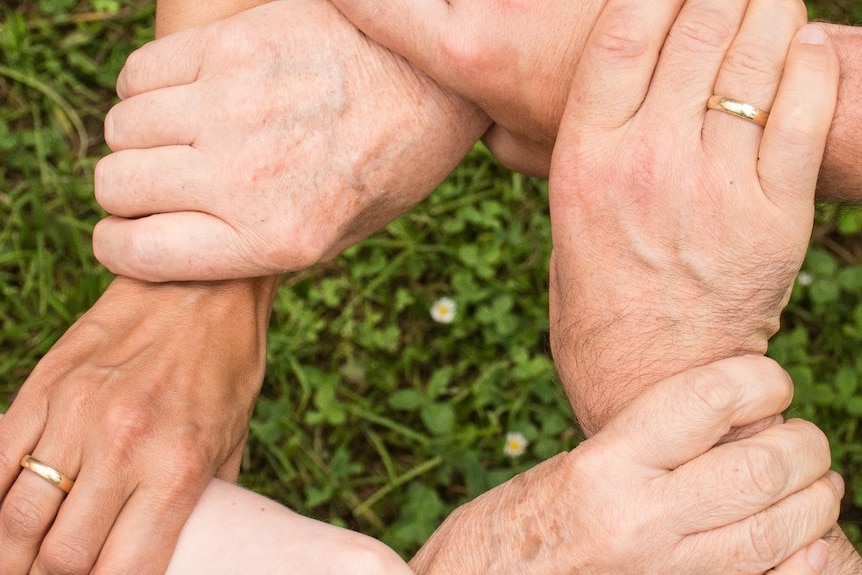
[430, 297, 457, 324]
[796, 271, 814, 287]
[503, 432, 529, 458]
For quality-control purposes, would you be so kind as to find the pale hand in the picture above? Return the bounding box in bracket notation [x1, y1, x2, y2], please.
[93, 0, 487, 282]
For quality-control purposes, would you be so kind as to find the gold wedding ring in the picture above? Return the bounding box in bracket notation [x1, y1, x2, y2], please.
[20, 455, 75, 494]
[707, 95, 770, 127]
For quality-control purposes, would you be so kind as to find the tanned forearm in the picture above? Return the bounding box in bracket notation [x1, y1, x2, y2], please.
[818, 24, 862, 202]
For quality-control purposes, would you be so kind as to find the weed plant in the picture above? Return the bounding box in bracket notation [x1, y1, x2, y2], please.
[1, 0, 860, 560]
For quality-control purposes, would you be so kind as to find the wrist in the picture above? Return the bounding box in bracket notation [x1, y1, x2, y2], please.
[551, 304, 772, 435]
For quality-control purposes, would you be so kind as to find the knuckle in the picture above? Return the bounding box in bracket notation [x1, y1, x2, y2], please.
[790, 419, 831, 467]
[174, 450, 209, 484]
[747, 513, 787, 567]
[92, 157, 113, 210]
[258, 227, 325, 273]
[101, 402, 154, 456]
[722, 47, 782, 85]
[592, 16, 652, 61]
[102, 107, 120, 151]
[37, 536, 94, 575]
[766, 106, 824, 149]
[91, 220, 117, 273]
[681, 365, 737, 418]
[1, 495, 49, 542]
[669, 6, 734, 53]
[771, 0, 808, 28]
[438, 35, 487, 79]
[0, 446, 18, 474]
[163, 441, 211, 488]
[116, 47, 147, 98]
[124, 228, 163, 276]
[741, 444, 788, 501]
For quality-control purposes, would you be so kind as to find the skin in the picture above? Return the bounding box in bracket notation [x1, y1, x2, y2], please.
[0, 1, 481, 573]
[91, 1, 862, 281]
[0, 4, 282, 575]
[4, 0, 855, 573]
[92, 0, 487, 280]
[0, 277, 278, 574]
[546, 0, 862, 572]
[408, 357, 839, 574]
[329, 0, 862, 195]
[6, 356, 823, 574]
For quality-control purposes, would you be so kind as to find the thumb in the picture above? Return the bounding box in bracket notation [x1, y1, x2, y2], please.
[767, 540, 829, 575]
[93, 213, 269, 282]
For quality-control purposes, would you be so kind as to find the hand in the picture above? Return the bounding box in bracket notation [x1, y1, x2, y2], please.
[0, 276, 275, 573]
[167, 479, 415, 574]
[92, 0, 488, 282]
[328, 0, 602, 176]
[410, 356, 842, 574]
[547, 0, 839, 433]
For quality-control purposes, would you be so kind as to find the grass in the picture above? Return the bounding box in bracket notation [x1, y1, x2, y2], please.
[1, 0, 861, 560]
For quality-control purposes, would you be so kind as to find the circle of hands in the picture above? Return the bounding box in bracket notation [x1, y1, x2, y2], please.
[1, 0, 860, 573]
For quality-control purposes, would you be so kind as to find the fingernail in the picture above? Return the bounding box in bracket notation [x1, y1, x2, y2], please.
[806, 539, 829, 571]
[797, 24, 827, 45]
[825, 470, 845, 498]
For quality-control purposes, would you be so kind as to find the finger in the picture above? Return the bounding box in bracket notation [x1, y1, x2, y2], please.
[670, 419, 831, 533]
[0, 396, 45, 501]
[95, 147, 209, 218]
[0, 400, 49, 573]
[94, 482, 205, 575]
[643, 0, 748, 125]
[767, 539, 830, 575]
[0, 448, 77, 573]
[684, 471, 843, 574]
[105, 84, 203, 150]
[116, 26, 210, 99]
[92, 213, 263, 282]
[327, 0, 450, 85]
[758, 24, 840, 209]
[30, 463, 134, 574]
[703, 0, 808, 160]
[601, 356, 793, 470]
[562, 0, 686, 132]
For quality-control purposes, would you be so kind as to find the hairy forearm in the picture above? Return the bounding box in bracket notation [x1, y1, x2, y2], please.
[817, 23, 862, 202]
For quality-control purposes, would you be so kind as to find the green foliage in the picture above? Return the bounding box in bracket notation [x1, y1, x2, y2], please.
[773, 206, 862, 541]
[249, 154, 573, 554]
[1, 0, 860, 562]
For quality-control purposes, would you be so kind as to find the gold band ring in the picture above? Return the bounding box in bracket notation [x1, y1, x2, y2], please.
[707, 95, 770, 127]
[20, 455, 75, 494]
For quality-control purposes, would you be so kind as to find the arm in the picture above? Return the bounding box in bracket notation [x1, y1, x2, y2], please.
[91, 0, 490, 281]
[331, 0, 862, 200]
[166, 479, 414, 574]
[409, 357, 840, 574]
[0, 2, 280, 574]
[546, 1, 861, 573]
[818, 24, 862, 201]
[0, 276, 278, 574]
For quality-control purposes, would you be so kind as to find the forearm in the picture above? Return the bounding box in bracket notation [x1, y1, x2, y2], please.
[168, 479, 412, 574]
[156, 0, 272, 36]
[817, 24, 862, 202]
